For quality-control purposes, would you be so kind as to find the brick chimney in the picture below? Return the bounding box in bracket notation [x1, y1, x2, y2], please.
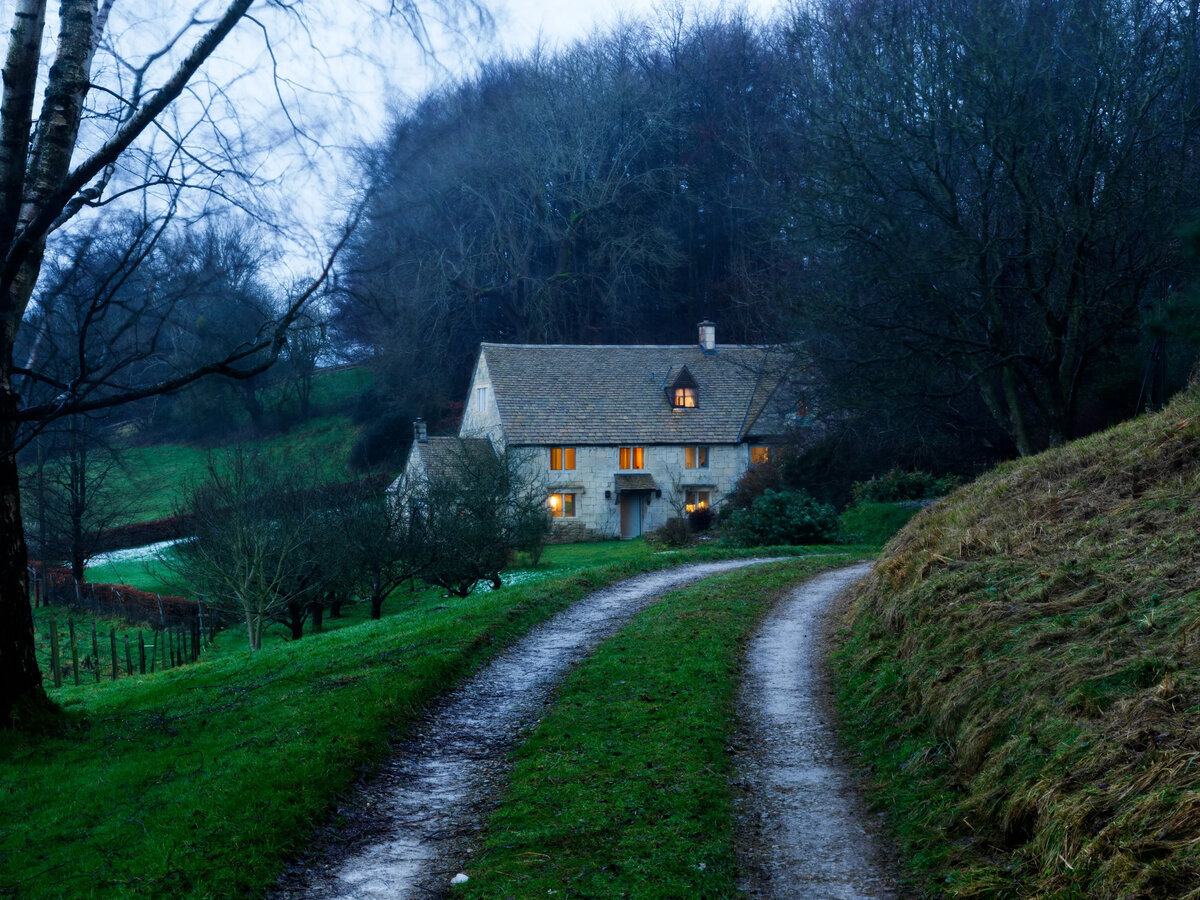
[413, 418, 428, 443]
[698, 320, 716, 354]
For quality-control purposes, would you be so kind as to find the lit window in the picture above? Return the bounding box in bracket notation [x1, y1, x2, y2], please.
[672, 387, 697, 408]
[548, 492, 576, 517]
[684, 446, 708, 469]
[685, 490, 711, 513]
[619, 446, 644, 469]
[550, 447, 576, 470]
[750, 446, 771, 464]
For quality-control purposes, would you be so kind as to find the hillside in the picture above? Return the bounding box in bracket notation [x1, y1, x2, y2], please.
[835, 388, 1200, 898]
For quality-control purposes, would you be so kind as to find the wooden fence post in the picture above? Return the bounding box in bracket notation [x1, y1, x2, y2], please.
[110, 629, 118, 680]
[68, 618, 80, 687]
[148, 631, 157, 674]
[91, 624, 100, 683]
[125, 635, 134, 677]
[138, 632, 146, 675]
[49, 619, 62, 689]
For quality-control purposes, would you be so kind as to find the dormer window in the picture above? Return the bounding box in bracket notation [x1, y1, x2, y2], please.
[667, 366, 698, 408]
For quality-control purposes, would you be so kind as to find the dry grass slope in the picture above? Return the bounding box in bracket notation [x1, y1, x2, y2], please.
[838, 388, 1200, 898]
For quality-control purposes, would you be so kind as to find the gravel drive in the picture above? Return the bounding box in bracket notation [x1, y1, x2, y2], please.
[274, 557, 782, 899]
[734, 563, 908, 899]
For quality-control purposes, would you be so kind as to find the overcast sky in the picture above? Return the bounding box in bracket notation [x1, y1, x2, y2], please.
[0, 0, 791, 285]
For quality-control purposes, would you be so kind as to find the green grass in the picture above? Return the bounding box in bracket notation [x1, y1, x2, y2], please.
[839, 501, 921, 547]
[833, 388, 1200, 898]
[113, 414, 367, 524]
[459, 555, 858, 898]
[0, 541, 844, 899]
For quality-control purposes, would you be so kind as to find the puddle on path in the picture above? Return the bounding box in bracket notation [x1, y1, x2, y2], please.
[735, 563, 907, 899]
[275, 558, 780, 899]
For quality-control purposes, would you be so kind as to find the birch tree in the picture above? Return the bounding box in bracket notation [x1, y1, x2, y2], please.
[0, 0, 489, 726]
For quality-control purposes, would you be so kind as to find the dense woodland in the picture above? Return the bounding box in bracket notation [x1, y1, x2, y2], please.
[336, 0, 1200, 483]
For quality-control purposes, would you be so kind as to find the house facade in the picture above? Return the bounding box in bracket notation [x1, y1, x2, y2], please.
[415, 322, 801, 541]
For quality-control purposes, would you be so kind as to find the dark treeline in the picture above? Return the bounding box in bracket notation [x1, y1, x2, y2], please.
[337, 0, 1200, 484]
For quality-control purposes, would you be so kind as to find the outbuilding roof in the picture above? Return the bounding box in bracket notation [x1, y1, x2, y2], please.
[407, 436, 494, 483]
[479, 342, 796, 445]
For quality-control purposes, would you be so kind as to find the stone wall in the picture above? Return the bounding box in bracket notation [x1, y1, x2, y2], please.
[539, 443, 751, 539]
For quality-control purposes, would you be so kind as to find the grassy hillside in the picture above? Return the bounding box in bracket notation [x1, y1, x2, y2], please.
[834, 388, 1200, 897]
[98, 366, 372, 526]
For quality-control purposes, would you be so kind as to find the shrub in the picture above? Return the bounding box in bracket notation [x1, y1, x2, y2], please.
[727, 457, 785, 509]
[723, 489, 840, 547]
[839, 502, 919, 546]
[851, 469, 960, 504]
[687, 506, 715, 532]
[646, 517, 691, 549]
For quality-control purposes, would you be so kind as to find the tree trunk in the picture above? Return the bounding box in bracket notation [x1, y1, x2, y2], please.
[329, 598, 343, 618]
[0, 398, 49, 725]
[310, 601, 324, 633]
[287, 599, 304, 640]
[369, 590, 384, 620]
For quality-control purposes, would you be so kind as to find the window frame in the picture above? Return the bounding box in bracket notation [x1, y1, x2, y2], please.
[549, 446, 576, 471]
[684, 445, 709, 469]
[548, 492, 576, 518]
[684, 489, 711, 513]
[618, 446, 645, 470]
[750, 445, 772, 465]
[672, 386, 697, 408]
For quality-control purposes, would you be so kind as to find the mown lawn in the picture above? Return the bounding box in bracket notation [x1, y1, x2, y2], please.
[460, 555, 859, 898]
[1, 542, 847, 899]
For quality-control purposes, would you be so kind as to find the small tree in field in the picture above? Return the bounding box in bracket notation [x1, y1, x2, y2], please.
[325, 476, 427, 620]
[412, 441, 549, 597]
[173, 450, 320, 650]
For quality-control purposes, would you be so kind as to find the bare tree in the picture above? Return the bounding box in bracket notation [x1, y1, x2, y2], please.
[790, 0, 1200, 455]
[21, 416, 131, 580]
[326, 476, 427, 619]
[172, 449, 322, 650]
[0, 0, 491, 726]
[411, 440, 550, 598]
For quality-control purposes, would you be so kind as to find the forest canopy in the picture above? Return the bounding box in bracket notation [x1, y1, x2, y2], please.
[337, 0, 1200, 472]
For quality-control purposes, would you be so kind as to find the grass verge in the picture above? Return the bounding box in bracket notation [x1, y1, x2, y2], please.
[833, 388, 1200, 898]
[458, 555, 858, 898]
[1, 542, 844, 899]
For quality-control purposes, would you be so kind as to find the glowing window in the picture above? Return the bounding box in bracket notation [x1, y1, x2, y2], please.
[548, 493, 576, 517]
[619, 446, 644, 469]
[672, 387, 697, 408]
[550, 447, 576, 470]
[684, 446, 708, 469]
[750, 446, 771, 464]
[685, 490, 711, 513]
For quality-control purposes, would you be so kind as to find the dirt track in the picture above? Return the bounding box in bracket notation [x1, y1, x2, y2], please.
[734, 563, 907, 899]
[273, 558, 781, 899]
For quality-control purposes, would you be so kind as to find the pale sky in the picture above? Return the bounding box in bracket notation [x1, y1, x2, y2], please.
[0, 0, 792, 286]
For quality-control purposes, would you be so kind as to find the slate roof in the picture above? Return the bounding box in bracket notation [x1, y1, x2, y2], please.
[480, 343, 796, 445]
[409, 436, 493, 482]
[613, 474, 659, 492]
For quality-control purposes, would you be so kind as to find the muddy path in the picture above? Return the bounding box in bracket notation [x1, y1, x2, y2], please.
[734, 563, 908, 899]
[274, 558, 782, 900]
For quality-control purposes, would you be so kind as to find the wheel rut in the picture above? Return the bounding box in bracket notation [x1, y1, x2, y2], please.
[734, 563, 908, 899]
[273, 558, 782, 899]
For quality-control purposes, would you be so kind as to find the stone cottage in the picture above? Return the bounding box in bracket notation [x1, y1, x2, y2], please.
[401, 322, 805, 541]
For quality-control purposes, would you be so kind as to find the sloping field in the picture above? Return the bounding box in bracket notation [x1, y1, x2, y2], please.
[835, 388, 1200, 898]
